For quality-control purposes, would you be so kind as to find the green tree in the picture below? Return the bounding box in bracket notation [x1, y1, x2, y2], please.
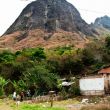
[60, 58, 84, 75]
[81, 49, 95, 66]
[15, 47, 46, 62]
[0, 62, 25, 80]
[13, 80, 27, 93]
[31, 47, 46, 61]
[105, 35, 110, 49]
[0, 50, 15, 63]
[101, 35, 110, 63]
[22, 65, 58, 94]
[0, 76, 8, 96]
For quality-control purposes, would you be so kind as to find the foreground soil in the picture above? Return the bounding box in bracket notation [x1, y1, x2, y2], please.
[1, 97, 110, 110]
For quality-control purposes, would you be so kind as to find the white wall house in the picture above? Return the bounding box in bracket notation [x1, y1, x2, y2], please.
[79, 78, 105, 95]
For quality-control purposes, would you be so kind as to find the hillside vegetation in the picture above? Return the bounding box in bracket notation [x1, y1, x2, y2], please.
[0, 35, 110, 96]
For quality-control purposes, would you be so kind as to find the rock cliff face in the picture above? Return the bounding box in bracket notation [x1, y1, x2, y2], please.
[4, 0, 95, 36]
[91, 15, 110, 36]
[0, 0, 99, 50]
[93, 15, 110, 29]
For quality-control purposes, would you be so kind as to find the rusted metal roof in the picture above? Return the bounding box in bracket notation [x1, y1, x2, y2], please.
[98, 67, 110, 74]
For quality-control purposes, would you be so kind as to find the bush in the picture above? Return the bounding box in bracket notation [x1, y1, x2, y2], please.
[22, 65, 59, 94]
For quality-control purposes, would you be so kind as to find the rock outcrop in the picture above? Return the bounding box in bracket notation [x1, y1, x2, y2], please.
[4, 0, 96, 36]
[93, 15, 110, 29]
[91, 15, 110, 36]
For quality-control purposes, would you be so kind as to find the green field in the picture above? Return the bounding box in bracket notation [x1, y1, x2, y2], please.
[0, 99, 79, 110]
[17, 104, 65, 110]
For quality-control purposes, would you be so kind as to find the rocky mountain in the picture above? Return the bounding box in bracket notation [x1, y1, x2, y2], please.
[91, 15, 110, 37]
[1, 0, 98, 50]
[93, 15, 110, 29]
[4, 0, 96, 36]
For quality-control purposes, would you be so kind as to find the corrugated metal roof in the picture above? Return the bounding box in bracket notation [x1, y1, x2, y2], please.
[60, 81, 74, 86]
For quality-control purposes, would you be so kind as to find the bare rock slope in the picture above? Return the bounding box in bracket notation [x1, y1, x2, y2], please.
[5, 0, 96, 35]
[1, 0, 97, 50]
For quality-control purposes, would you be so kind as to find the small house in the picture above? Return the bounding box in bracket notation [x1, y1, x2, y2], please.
[98, 66, 110, 93]
[80, 77, 104, 95]
[80, 66, 110, 95]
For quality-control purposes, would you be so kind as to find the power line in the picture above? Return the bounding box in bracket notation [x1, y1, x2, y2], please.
[78, 8, 110, 14]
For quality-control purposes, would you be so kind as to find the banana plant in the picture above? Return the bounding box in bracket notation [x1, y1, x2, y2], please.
[0, 77, 8, 96]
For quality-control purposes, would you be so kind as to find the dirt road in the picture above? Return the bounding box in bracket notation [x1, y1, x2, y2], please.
[0, 103, 12, 110]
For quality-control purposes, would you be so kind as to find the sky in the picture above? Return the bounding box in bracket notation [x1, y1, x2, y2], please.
[0, 0, 110, 35]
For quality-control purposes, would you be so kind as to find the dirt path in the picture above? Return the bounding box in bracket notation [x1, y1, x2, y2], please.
[0, 103, 13, 110]
[66, 104, 83, 110]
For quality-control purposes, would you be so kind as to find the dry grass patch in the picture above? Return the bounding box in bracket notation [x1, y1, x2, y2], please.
[81, 104, 110, 110]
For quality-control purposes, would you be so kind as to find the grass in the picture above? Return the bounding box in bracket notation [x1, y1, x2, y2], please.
[0, 98, 80, 110]
[11, 103, 65, 110]
[3, 98, 110, 110]
[20, 104, 64, 110]
[0, 99, 2, 105]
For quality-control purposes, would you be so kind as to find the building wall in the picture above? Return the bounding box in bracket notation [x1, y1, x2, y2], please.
[80, 78, 105, 95]
[109, 75, 110, 90]
[102, 74, 110, 93]
[81, 90, 105, 96]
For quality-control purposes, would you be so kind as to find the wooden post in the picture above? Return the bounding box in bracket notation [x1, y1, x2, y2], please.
[49, 91, 55, 107]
